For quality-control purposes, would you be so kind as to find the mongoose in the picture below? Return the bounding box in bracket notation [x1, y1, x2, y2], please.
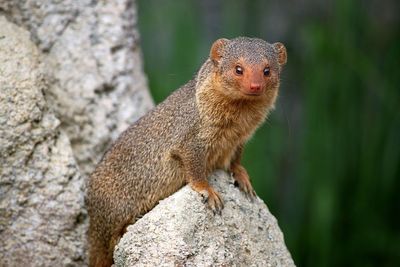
[86, 37, 287, 267]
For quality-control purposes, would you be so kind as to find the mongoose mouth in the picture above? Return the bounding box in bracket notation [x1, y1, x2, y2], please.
[240, 88, 264, 96]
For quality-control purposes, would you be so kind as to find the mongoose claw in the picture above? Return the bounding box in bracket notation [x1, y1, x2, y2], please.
[201, 195, 208, 204]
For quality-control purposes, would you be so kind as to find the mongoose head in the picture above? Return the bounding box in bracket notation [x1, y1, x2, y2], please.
[209, 37, 287, 100]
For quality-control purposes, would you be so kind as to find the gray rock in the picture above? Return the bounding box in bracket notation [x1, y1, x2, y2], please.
[0, 0, 154, 176]
[0, 0, 154, 265]
[114, 171, 295, 267]
[0, 16, 86, 266]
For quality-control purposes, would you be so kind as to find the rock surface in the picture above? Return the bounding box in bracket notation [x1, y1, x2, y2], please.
[0, 16, 86, 266]
[0, 0, 154, 175]
[114, 171, 295, 267]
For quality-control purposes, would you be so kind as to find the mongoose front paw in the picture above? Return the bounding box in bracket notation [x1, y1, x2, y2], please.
[231, 164, 256, 199]
[190, 181, 224, 215]
[200, 187, 224, 215]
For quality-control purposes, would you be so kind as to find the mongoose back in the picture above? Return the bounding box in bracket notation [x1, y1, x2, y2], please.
[86, 37, 287, 267]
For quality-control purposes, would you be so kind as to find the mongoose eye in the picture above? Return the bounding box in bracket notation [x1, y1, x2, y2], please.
[263, 67, 270, 76]
[235, 66, 243, 75]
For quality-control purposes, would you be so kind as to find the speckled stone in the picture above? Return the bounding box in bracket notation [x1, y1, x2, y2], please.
[0, 16, 86, 266]
[115, 171, 295, 267]
[0, 0, 154, 176]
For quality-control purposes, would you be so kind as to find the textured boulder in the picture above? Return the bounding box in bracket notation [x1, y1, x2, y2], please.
[0, 0, 153, 264]
[114, 171, 295, 267]
[0, 16, 85, 266]
[0, 0, 154, 175]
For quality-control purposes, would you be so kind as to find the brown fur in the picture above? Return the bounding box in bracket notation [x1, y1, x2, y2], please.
[86, 37, 287, 266]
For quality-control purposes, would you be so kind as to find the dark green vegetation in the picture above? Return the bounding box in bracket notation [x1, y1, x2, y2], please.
[137, 1, 400, 266]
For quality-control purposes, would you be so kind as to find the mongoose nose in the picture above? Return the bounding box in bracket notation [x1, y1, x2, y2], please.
[249, 83, 261, 93]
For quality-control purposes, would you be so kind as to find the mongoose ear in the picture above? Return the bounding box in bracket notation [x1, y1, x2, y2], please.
[210, 38, 229, 64]
[273, 42, 287, 66]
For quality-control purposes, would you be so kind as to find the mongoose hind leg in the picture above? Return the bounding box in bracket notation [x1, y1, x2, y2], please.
[88, 228, 113, 267]
[89, 217, 132, 267]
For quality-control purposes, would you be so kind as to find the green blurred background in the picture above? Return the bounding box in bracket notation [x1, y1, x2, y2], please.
[136, 0, 400, 266]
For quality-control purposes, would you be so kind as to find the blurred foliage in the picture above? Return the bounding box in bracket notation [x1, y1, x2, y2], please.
[137, 0, 400, 266]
